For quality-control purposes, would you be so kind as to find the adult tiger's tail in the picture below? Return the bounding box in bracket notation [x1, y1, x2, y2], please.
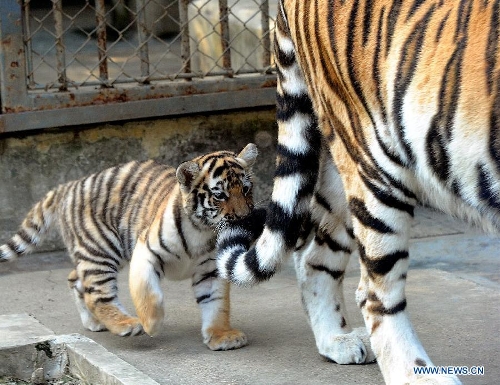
[0, 188, 59, 262]
[216, 4, 321, 286]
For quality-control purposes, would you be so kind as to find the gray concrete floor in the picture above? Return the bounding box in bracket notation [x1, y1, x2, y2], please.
[0, 207, 499, 385]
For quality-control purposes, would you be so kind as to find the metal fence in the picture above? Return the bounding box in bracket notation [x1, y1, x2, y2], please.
[0, 0, 277, 134]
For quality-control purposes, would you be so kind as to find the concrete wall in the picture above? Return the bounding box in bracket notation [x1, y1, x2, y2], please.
[0, 108, 277, 251]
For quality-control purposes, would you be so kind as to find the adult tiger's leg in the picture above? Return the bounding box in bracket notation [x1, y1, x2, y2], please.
[342, 167, 459, 384]
[192, 256, 247, 351]
[294, 150, 374, 364]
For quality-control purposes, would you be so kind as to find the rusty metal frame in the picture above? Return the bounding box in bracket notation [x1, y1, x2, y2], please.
[0, 0, 276, 135]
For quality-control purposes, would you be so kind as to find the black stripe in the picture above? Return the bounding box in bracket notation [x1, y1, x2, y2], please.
[103, 165, 120, 227]
[386, 0, 403, 56]
[83, 268, 115, 279]
[315, 232, 351, 254]
[212, 164, 226, 179]
[360, 174, 414, 216]
[359, 244, 409, 277]
[75, 252, 119, 272]
[274, 145, 320, 179]
[197, 295, 223, 305]
[196, 294, 211, 304]
[380, 169, 418, 201]
[244, 247, 276, 282]
[276, 92, 315, 122]
[5, 240, 18, 254]
[198, 257, 215, 266]
[94, 295, 117, 304]
[74, 175, 119, 261]
[373, 7, 388, 126]
[454, 0, 473, 41]
[487, 0, 499, 95]
[314, 192, 333, 212]
[308, 263, 344, 280]
[206, 158, 218, 175]
[477, 164, 500, 210]
[346, 0, 378, 159]
[435, 11, 451, 42]
[88, 171, 122, 259]
[362, 0, 374, 46]
[266, 202, 305, 249]
[158, 214, 181, 260]
[193, 270, 218, 286]
[27, 218, 42, 233]
[115, 161, 141, 227]
[349, 198, 395, 234]
[490, 76, 500, 169]
[373, 8, 406, 167]
[174, 193, 189, 255]
[218, 233, 253, 253]
[93, 276, 116, 286]
[426, 36, 467, 182]
[275, 36, 295, 68]
[17, 228, 33, 245]
[370, 298, 407, 316]
[407, 0, 426, 20]
[394, 5, 436, 166]
[123, 162, 163, 258]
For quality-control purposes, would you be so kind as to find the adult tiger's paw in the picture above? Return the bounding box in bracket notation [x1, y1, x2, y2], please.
[319, 327, 375, 365]
[412, 375, 461, 384]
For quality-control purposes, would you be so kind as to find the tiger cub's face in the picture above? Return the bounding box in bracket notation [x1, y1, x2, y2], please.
[176, 143, 258, 228]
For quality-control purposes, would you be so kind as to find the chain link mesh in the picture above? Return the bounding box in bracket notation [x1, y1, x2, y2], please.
[22, 0, 276, 91]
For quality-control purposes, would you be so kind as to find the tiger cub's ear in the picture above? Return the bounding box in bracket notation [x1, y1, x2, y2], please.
[176, 161, 200, 192]
[237, 143, 258, 168]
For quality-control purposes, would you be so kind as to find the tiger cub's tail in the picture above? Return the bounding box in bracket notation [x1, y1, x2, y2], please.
[0, 188, 59, 262]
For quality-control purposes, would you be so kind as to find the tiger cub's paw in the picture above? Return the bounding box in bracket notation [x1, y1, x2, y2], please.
[203, 327, 248, 351]
[320, 327, 375, 365]
[110, 317, 145, 337]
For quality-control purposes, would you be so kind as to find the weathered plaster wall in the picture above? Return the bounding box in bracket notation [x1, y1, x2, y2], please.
[0, 108, 277, 251]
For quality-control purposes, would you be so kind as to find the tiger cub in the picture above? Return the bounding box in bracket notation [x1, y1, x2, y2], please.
[0, 144, 258, 350]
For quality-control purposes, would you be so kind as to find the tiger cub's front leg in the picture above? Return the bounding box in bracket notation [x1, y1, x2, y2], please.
[192, 256, 247, 351]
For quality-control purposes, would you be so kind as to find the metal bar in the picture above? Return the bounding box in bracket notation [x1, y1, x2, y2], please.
[0, 88, 276, 134]
[28, 67, 274, 90]
[136, 0, 150, 82]
[52, 0, 67, 91]
[0, 0, 30, 112]
[178, 0, 191, 77]
[260, 0, 271, 68]
[94, 0, 109, 85]
[22, 0, 35, 89]
[218, 0, 233, 77]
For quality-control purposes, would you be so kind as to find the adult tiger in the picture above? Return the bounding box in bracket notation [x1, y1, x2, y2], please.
[1, 144, 257, 351]
[217, 0, 498, 383]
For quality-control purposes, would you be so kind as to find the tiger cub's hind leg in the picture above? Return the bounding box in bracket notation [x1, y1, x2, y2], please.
[75, 261, 143, 336]
[67, 269, 107, 332]
[129, 240, 165, 337]
[193, 257, 247, 351]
